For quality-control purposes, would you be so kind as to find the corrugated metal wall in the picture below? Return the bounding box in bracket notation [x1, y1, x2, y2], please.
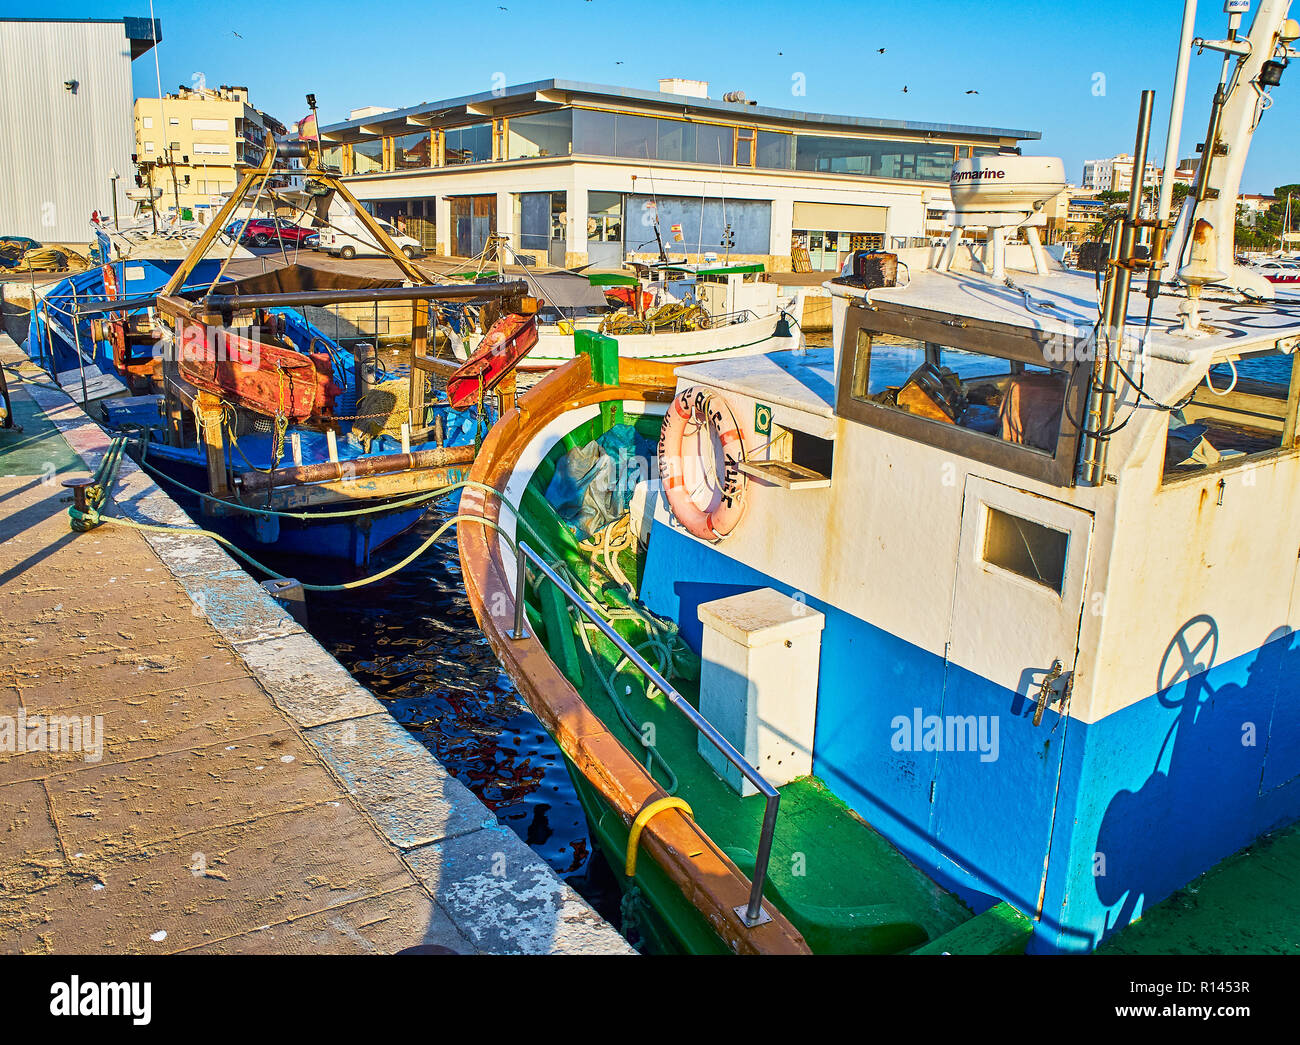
[0, 21, 139, 243]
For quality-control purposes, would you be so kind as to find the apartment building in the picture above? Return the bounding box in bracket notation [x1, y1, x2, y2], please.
[133, 85, 286, 219]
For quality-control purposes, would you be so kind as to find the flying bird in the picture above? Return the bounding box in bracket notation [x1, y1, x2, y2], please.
[965, 89, 979, 95]
[615, 60, 624, 65]
[877, 47, 886, 54]
[901, 86, 909, 93]
[232, 30, 243, 38]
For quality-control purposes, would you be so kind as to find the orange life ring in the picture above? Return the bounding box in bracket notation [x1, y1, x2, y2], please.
[657, 386, 747, 542]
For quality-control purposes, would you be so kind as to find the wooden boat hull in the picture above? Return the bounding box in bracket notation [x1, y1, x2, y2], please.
[456, 353, 812, 954]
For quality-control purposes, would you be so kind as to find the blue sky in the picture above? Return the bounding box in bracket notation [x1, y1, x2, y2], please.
[11, 0, 1296, 193]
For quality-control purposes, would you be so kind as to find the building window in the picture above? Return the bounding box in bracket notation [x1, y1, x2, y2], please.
[444, 123, 493, 165]
[507, 111, 572, 159]
[319, 144, 344, 172]
[192, 118, 230, 131]
[352, 138, 384, 174]
[392, 131, 431, 169]
[587, 192, 622, 243]
[756, 130, 792, 170]
[517, 191, 566, 251]
[571, 110, 735, 166]
[795, 135, 956, 181]
[736, 128, 756, 166]
[193, 143, 230, 156]
[144, 141, 155, 153]
[142, 116, 154, 129]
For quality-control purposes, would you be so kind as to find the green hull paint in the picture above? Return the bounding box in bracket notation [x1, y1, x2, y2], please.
[518, 409, 1033, 955]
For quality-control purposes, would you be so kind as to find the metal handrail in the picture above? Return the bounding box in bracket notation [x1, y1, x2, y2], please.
[509, 541, 779, 928]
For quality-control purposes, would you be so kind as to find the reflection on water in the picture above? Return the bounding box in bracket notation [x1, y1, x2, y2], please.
[273, 501, 624, 931]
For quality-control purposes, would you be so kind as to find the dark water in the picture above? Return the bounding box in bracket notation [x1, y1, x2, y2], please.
[269, 499, 626, 933]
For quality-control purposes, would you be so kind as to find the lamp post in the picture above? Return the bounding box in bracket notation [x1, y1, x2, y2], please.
[108, 168, 120, 229]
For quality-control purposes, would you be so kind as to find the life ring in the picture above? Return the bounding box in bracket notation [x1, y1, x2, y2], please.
[658, 386, 748, 542]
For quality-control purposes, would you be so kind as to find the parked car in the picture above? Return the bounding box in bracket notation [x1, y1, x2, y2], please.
[304, 232, 320, 250]
[234, 217, 316, 248]
[319, 217, 425, 259]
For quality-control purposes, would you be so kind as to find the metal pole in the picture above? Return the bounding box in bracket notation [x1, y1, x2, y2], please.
[1155, 0, 1197, 234]
[1092, 90, 1155, 485]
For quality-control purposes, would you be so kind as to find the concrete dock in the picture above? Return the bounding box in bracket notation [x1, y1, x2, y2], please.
[0, 333, 631, 955]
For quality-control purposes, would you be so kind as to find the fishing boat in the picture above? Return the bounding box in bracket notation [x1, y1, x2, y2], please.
[454, 245, 803, 371]
[456, 0, 1300, 953]
[58, 126, 540, 566]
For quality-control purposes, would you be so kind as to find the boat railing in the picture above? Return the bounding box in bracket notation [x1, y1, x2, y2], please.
[509, 541, 779, 928]
[705, 308, 760, 329]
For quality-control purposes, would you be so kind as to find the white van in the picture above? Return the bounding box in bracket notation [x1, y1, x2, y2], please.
[319, 216, 425, 260]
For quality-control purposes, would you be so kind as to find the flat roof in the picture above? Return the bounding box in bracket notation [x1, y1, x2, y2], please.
[320, 78, 1039, 144]
[0, 16, 161, 58]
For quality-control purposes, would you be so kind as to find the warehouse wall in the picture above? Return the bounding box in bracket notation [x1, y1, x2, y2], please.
[0, 20, 143, 243]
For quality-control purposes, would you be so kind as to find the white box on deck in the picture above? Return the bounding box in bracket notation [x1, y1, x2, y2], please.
[696, 588, 824, 797]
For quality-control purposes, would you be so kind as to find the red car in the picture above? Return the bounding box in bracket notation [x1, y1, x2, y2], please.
[239, 218, 315, 248]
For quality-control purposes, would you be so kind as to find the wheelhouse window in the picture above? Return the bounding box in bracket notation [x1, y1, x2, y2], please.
[835, 300, 1087, 486]
[1161, 348, 1300, 481]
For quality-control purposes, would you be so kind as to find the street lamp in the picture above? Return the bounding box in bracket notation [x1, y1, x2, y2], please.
[108, 168, 120, 229]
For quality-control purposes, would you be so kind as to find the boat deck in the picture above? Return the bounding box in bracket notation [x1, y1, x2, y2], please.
[0, 333, 631, 955]
[1100, 818, 1300, 955]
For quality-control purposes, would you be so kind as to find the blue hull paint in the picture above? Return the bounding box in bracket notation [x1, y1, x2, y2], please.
[640, 518, 1300, 952]
[142, 452, 428, 567]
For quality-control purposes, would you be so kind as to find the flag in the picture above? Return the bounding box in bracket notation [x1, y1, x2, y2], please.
[297, 113, 319, 142]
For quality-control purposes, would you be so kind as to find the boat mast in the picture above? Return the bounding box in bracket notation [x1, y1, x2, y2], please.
[1162, 0, 1299, 298]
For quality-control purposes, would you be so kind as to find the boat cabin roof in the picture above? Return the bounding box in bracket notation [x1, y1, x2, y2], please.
[865, 267, 1300, 364]
[675, 347, 837, 419]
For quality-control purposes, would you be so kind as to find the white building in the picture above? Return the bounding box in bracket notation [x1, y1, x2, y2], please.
[1081, 153, 1162, 195]
[0, 16, 160, 242]
[320, 78, 1038, 271]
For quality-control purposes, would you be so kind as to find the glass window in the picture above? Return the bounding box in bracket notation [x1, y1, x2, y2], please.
[1162, 349, 1298, 481]
[756, 130, 792, 170]
[656, 119, 694, 163]
[573, 109, 616, 156]
[444, 123, 492, 165]
[795, 135, 955, 181]
[587, 191, 622, 243]
[849, 335, 1069, 454]
[983, 509, 1068, 593]
[352, 138, 384, 174]
[615, 113, 658, 161]
[695, 123, 734, 167]
[319, 144, 344, 171]
[508, 111, 572, 159]
[392, 131, 431, 169]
